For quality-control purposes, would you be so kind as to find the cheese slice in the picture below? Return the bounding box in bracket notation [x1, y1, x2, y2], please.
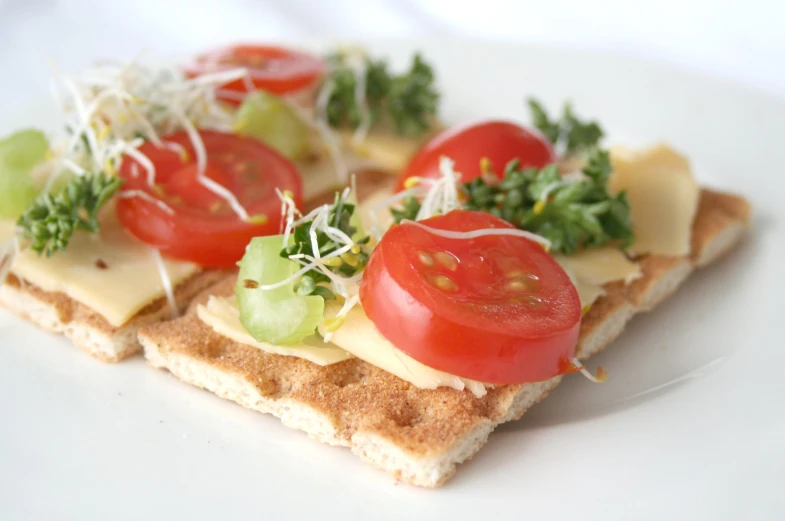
[323, 304, 488, 398]
[8, 207, 200, 326]
[573, 278, 605, 309]
[296, 155, 344, 202]
[339, 127, 427, 174]
[553, 248, 640, 308]
[558, 268, 606, 309]
[197, 296, 351, 366]
[552, 246, 640, 286]
[297, 128, 422, 202]
[610, 144, 700, 256]
[197, 295, 485, 395]
[552, 254, 602, 309]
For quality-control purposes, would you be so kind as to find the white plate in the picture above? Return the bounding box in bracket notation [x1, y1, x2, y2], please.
[1, 38, 784, 521]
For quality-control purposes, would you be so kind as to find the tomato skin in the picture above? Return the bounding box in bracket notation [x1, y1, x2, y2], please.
[184, 44, 325, 105]
[116, 131, 302, 268]
[360, 210, 581, 384]
[395, 120, 556, 191]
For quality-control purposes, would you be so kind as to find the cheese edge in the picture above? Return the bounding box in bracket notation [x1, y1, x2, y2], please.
[197, 296, 351, 366]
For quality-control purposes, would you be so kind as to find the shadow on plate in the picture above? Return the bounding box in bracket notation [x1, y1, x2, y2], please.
[500, 220, 762, 431]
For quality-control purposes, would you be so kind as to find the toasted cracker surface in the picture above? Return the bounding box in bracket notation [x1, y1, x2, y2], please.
[1, 270, 226, 362]
[139, 188, 750, 487]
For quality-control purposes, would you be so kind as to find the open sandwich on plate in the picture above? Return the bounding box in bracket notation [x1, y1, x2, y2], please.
[0, 43, 750, 487]
[133, 63, 750, 487]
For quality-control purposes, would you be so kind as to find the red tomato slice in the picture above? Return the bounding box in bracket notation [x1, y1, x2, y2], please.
[184, 44, 325, 105]
[360, 210, 581, 384]
[395, 120, 556, 191]
[116, 130, 302, 268]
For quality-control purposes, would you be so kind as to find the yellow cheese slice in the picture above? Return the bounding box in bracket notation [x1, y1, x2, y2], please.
[339, 127, 426, 174]
[197, 296, 351, 366]
[9, 207, 200, 326]
[573, 278, 606, 309]
[296, 155, 343, 202]
[552, 246, 640, 286]
[610, 144, 700, 256]
[297, 131, 419, 202]
[323, 304, 488, 397]
[556, 266, 605, 309]
[552, 258, 603, 309]
[553, 247, 640, 308]
[296, 118, 431, 205]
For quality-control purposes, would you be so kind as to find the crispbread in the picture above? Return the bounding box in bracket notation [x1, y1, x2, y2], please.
[1, 270, 226, 362]
[138, 188, 750, 487]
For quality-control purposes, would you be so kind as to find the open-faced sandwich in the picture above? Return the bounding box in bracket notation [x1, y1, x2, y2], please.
[134, 62, 751, 485]
[1, 43, 750, 488]
[0, 44, 437, 361]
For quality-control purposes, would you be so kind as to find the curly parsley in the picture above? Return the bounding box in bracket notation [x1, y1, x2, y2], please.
[528, 98, 604, 156]
[17, 173, 123, 257]
[323, 51, 439, 137]
[391, 148, 634, 254]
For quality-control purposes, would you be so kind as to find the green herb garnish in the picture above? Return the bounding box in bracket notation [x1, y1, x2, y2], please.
[391, 148, 634, 254]
[281, 192, 371, 299]
[527, 98, 604, 156]
[17, 173, 123, 257]
[389, 195, 422, 224]
[323, 51, 439, 137]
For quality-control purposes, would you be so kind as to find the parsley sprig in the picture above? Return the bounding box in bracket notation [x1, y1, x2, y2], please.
[17, 173, 123, 257]
[390, 196, 422, 225]
[391, 148, 634, 254]
[281, 193, 371, 300]
[528, 98, 604, 156]
[323, 51, 439, 137]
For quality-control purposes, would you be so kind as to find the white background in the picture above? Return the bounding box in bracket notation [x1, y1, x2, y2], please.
[1, 0, 784, 103]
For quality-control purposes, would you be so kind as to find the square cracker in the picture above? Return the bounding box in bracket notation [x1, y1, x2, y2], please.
[139, 188, 750, 487]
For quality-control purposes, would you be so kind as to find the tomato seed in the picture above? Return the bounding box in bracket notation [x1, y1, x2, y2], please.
[509, 294, 544, 306]
[434, 251, 458, 271]
[430, 275, 458, 292]
[418, 251, 434, 267]
[505, 280, 528, 292]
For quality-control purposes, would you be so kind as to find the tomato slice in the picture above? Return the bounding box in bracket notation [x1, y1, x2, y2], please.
[184, 44, 325, 105]
[116, 130, 303, 268]
[360, 210, 581, 384]
[395, 120, 556, 191]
